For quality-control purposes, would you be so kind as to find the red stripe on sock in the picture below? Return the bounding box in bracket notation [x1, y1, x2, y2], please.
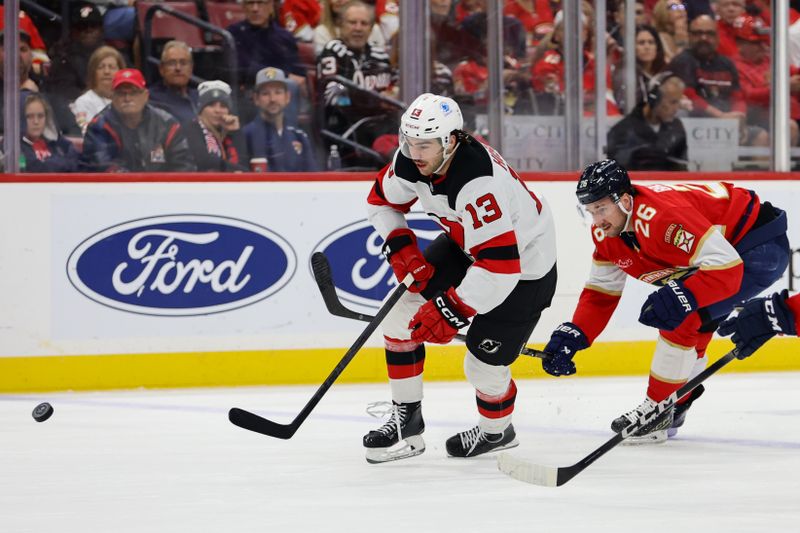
[387, 360, 425, 380]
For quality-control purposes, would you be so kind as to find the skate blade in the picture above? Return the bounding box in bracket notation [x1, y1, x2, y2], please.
[365, 435, 425, 464]
[621, 430, 668, 445]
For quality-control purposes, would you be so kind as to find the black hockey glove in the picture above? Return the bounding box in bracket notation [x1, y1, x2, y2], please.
[717, 290, 797, 359]
[638, 280, 697, 331]
[542, 322, 589, 377]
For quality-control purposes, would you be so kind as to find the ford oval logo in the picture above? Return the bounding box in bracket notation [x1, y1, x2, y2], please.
[67, 214, 296, 316]
[313, 213, 441, 309]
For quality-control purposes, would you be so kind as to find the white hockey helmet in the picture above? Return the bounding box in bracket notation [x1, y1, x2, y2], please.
[399, 93, 463, 159]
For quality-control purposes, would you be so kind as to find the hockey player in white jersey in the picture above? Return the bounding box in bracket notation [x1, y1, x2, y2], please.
[363, 93, 558, 463]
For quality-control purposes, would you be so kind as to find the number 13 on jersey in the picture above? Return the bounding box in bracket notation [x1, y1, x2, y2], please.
[465, 193, 503, 229]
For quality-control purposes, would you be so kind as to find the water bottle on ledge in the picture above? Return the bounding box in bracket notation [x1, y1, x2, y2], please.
[327, 144, 342, 171]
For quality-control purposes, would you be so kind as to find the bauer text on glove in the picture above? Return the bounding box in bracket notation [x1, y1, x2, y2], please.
[542, 322, 589, 377]
[638, 280, 697, 331]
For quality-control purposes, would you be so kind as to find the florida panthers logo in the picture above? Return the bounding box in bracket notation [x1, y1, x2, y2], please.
[672, 226, 695, 254]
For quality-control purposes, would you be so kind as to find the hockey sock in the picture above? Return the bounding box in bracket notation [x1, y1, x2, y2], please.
[385, 337, 425, 403]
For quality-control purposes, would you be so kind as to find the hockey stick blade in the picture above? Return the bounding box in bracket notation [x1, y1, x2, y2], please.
[228, 407, 297, 439]
[229, 272, 413, 439]
[311, 251, 549, 361]
[498, 349, 738, 487]
[311, 251, 370, 322]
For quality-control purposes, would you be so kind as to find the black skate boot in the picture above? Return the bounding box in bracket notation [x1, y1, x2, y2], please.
[363, 401, 425, 464]
[445, 424, 519, 458]
[668, 384, 705, 438]
[610, 398, 674, 445]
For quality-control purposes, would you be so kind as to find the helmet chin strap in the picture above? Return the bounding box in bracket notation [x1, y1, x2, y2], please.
[616, 194, 633, 232]
[432, 140, 459, 175]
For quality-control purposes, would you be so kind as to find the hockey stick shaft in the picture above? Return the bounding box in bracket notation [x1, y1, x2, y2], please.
[228, 272, 413, 439]
[498, 348, 738, 487]
[310, 251, 550, 361]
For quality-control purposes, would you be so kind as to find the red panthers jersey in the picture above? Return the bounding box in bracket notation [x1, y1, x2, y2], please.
[573, 182, 759, 343]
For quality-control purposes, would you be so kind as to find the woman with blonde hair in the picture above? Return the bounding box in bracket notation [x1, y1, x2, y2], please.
[70, 46, 126, 134]
[651, 0, 689, 63]
[22, 93, 80, 173]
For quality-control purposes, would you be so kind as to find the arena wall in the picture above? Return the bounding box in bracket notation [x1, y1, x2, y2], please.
[0, 171, 798, 392]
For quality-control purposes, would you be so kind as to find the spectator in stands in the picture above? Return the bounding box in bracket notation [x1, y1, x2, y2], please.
[317, 1, 396, 167]
[607, 73, 689, 170]
[669, 18, 745, 116]
[0, 30, 39, 136]
[185, 80, 248, 172]
[47, 3, 105, 106]
[430, 0, 478, 69]
[652, 0, 689, 63]
[148, 41, 199, 125]
[280, 0, 322, 42]
[670, 15, 768, 146]
[71, 46, 126, 135]
[462, 4, 527, 60]
[228, 0, 307, 90]
[732, 16, 800, 146]
[21, 93, 80, 173]
[715, 0, 748, 57]
[504, 0, 554, 46]
[609, 0, 649, 48]
[0, 6, 50, 72]
[530, 9, 621, 116]
[375, 0, 400, 44]
[81, 68, 196, 172]
[454, 0, 484, 23]
[314, 0, 387, 55]
[244, 67, 318, 172]
[613, 25, 669, 112]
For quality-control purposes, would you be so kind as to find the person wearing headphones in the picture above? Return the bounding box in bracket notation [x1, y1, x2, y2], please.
[607, 71, 689, 171]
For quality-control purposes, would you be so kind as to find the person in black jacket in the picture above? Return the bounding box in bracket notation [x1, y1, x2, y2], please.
[80, 68, 196, 172]
[184, 80, 248, 172]
[607, 72, 689, 171]
[21, 93, 79, 173]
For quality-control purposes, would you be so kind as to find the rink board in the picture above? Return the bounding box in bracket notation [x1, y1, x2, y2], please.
[0, 172, 798, 392]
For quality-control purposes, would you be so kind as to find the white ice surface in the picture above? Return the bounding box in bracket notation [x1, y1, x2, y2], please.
[2, 372, 799, 533]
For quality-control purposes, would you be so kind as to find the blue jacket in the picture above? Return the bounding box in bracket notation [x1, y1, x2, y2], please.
[148, 81, 199, 125]
[80, 104, 196, 172]
[244, 117, 318, 172]
[227, 20, 305, 87]
[21, 135, 80, 173]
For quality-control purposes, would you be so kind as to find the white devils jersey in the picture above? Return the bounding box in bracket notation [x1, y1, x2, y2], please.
[367, 138, 556, 314]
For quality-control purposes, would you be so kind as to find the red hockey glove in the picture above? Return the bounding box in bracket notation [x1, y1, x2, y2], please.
[409, 288, 476, 344]
[382, 228, 434, 293]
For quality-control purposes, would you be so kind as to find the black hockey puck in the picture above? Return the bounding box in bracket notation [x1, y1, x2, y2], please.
[32, 402, 54, 422]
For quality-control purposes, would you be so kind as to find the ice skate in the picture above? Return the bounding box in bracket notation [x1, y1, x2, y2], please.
[611, 398, 674, 445]
[446, 424, 519, 458]
[668, 384, 705, 438]
[363, 401, 425, 464]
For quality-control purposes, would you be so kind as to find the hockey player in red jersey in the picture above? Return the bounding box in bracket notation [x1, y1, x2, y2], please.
[718, 291, 800, 358]
[363, 93, 557, 463]
[542, 159, 789, 443]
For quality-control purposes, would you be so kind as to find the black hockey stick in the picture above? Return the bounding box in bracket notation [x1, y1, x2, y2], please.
[497, 348, 739, 487]
[228, 272, 414, 439]
[310, 251, 550, 361]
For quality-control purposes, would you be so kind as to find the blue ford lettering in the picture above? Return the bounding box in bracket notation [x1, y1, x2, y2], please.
[67, 215, 296, 316]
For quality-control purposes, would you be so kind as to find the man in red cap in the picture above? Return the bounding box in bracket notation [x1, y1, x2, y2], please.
[80, 68, 196, 172]
[732, 15, 800, 146]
